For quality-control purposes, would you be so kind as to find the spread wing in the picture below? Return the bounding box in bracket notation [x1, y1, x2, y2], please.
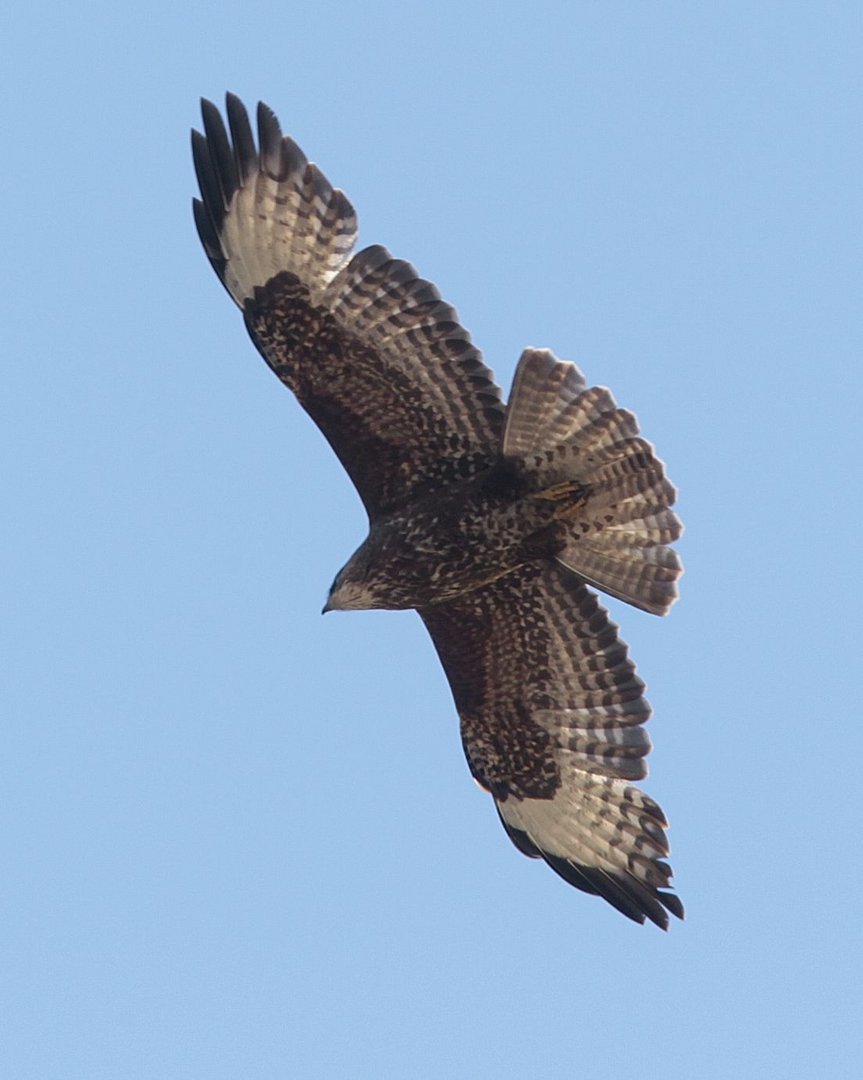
[420, 561, 683, 929]
[192, 94, 506, 518]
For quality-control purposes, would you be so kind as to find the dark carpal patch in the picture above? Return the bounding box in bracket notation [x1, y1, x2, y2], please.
[245, 271, 500, 518]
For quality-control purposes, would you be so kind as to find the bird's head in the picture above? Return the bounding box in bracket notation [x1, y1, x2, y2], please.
[323, 573, 378, 612]
[323, 540, 384, 612]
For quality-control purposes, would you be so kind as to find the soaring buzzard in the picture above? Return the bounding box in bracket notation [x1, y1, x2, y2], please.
[192, 95, 684, 928]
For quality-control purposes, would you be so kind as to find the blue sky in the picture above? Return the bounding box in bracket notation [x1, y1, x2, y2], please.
[2, 2, 860, 1077]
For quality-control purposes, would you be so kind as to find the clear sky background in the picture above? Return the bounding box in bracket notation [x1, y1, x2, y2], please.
[2, 2, 860, 1077]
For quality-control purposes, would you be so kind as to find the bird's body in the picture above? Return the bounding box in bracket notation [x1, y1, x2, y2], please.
[329, 461, 594, 611]
[192, 95, 684, 928]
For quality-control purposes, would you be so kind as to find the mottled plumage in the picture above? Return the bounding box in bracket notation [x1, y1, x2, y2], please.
[192, 94, 684, 928]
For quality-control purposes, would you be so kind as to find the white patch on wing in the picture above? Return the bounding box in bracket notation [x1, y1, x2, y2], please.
[221, 177, 348, 307]
[497, 768, 665, 877]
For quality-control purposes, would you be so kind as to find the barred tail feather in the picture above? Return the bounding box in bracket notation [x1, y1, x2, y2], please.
[504, 349, 683, 616]
[558, 541, 681, 616]
[502, 348, 588, 455]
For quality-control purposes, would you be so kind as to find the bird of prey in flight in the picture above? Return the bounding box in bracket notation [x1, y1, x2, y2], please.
[192, 94, 684, 928]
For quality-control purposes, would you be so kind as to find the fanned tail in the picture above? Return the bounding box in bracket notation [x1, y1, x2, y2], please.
[504, 348, 682, 615]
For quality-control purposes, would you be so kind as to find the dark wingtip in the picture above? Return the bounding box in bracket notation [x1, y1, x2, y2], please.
[191, 128, 222, 226]
[191, 100, 239, 290]
[199, 95, 217, 119]
[200, 97, 239, 209]
[224, 93, 257, 186]
[543, 852, 683, 929]
[257, 100, 285, 179]
[659, 891, 685, 921]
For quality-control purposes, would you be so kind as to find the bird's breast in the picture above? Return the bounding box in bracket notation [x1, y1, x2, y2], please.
[370, 485, 558, 608]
